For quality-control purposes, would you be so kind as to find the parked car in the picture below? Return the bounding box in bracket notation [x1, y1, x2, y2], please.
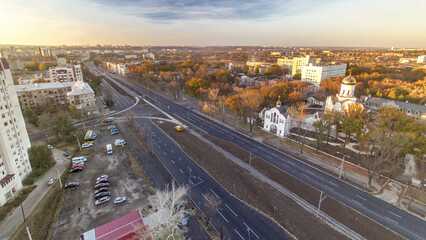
[65, 182, 80, 189]
[174, 125, 184, 132]
[82, 143, 93, 148]
[111, 131, 119, 135]
[48, 178, 57, 186]
[108, 125, 116, 130]
[69, 167, 83, 173]
[103, 106, 109, 109]
[94, 183, 109, 189]
[114, 139, 126, 147]
[72, 156, 87, 161]
[72, 164, 84, 169]
[96, 175, 108, 182]
[92, 133, 97, 139]
[96, 179, 108, 185]
[95, 196, 110, 206]
[63, 152, 70, 157]
[95, 191, 111, 199]
[84, 141, 94, 145]
[114, 197, 127, 204]
[94, 187, 109, 195]
[48, 144, 54, 149]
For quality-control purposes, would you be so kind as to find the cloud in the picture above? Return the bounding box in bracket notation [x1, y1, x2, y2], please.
[91, 0, 332, 22]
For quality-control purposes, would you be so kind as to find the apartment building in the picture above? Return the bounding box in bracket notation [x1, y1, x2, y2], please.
[277, 55, 321, 76]
[301, 64, 347, 86]
[105, 62, 128, 76]
[15, 81, 96, 115]
[49, 64, 83, 82]
[0, 58, 32, 206]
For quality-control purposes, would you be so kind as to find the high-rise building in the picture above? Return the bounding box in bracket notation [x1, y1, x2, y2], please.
[49, 64, 83, 82]
[417, 55, 426, 63]
[0, 58, 32, 206]
[277, 55, 321, 76]
[301, 63, 347, 86]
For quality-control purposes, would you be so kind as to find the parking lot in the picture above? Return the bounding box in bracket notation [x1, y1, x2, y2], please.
[51, 123, 151, 240]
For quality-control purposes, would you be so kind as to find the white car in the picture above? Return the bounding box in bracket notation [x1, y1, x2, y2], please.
[96, 175, 108, 182]
[72, 156, 87, 161]
[114, 197, 127, 204]
[48, 178, 57, 186]
[114, 139, 127, 147]
[48, 145, 54, 149]
[82, 143, 93, 148]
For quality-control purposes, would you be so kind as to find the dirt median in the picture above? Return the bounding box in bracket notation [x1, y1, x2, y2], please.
[156, 120, 347, 240]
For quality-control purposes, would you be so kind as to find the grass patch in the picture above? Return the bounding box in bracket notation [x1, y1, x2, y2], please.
[0, 185, 37, 223]
[405, 187, 426, 204]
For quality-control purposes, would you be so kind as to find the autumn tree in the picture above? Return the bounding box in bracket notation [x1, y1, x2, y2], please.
[313, 117, 327, 153]
[288, 91, 303, 104]
[185, 77, 211, 97]
[240, 89, 264, 133]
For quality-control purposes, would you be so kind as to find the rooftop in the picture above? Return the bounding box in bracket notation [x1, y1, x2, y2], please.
[15, 82, 73, 92]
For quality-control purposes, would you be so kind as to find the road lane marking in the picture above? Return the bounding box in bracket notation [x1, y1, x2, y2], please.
[216, 210, 229, 223]
[197, 176, 202, 181]
[351, 199, 363, 206]
[171, 149, 174, 153]
[243, 223, 259, 238]
[171, 160, 175, 164]
[178, 157, 182, 161]
[179, 169, 184, 174]
[202, 193, 211, 204]
[328, 181, 338, 187]
[234, 229, 245, 240]
[385, 216, 399, 225]
[210, 189, 221, 199]
[324, 185, 335, 191]
[282, 163, 289, 168]
[356, 195, 367, 201]
[187, 166, 192, 171]
[225, 204, 238, 216]
[302, 173, 309, 178]
[306, 170, 314, 175]
[164, 143, 167, 146]
[164, 152, 167, 156]
[287, 161, 295, 166]
[388, 211, 402, 218]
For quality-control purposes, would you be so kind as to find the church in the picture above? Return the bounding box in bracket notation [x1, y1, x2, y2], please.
[325, 74, 362, 112]
[259, 97, 291, 137]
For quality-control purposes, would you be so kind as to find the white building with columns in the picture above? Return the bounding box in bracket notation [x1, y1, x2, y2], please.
[259, 97, 291, 137]
[325, 74, 359, 112]
[0, 58, 32, 206]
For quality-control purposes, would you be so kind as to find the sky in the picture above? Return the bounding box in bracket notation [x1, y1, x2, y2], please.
[1, 0, 426, 48]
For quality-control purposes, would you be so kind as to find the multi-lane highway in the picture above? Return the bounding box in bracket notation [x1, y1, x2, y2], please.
[90, 64, 426, 240]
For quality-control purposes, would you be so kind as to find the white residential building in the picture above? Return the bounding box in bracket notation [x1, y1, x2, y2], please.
[259, 97, 291, 137]
[417, 55, 426, 63]
[277, 55, 321, 76]
[105, 62, 128, 76]
[49, 64, 83, 82]
[0, 58, 32, 206]
[301, 63, 347, 86]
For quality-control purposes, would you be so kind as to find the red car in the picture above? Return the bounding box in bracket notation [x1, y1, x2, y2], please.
[96, 179, 109, 185]
[94, 187, 109, 195]
[72, 164, 84, 169]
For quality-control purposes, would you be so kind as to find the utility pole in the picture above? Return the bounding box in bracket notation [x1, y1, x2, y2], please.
[21, 203, 26, 222]
[57, 168, 62, 188]
[75, 135, 81, 151]
[317, 191, 327, 216]
[26, 226, 32, 240]
[273, 206, 277, 218]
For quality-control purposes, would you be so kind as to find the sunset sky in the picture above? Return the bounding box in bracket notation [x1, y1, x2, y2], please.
[1, 0, 425, 47]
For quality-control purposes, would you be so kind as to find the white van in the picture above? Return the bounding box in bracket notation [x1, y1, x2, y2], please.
[106, 144, 113, 155]
[114, 139, 126, 147]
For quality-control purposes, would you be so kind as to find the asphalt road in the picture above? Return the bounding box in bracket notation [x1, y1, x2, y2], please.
[89, 64, 426, 240]
[143, 119, 290, 240]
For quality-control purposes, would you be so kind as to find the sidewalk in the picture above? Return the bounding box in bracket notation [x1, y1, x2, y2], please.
[0, 149, 69, 240]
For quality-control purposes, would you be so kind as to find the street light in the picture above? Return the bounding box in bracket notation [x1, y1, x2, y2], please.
[337, 152, 350, 179]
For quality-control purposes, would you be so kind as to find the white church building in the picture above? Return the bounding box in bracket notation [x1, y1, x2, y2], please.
[325, 74, 360, 112]
[259, 97, 291, 137]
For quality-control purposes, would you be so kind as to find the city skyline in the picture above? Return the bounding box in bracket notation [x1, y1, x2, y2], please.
[1, 0, 426, 48]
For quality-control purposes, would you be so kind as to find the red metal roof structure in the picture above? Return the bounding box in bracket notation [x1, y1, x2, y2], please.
[81, 210, 151, 240]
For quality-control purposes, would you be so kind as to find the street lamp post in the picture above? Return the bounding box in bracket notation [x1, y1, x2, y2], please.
[337, 152, 350, 179]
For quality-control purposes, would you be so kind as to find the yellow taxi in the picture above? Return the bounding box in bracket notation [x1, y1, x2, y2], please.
[174, 125, 184, 132]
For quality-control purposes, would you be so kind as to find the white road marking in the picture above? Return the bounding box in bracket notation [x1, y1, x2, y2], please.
[171, 149, 174, 153]
[164, 152, 167, 156]
[210, 189, 221, 199]
[243, 222, 259, 238]
[282, 163, 289, 168]
[388, 211, 402, 218]
[225, 204, 238, 216]
[197, 176, 202, 181]
[202, 193, 211, 204]
[171, 160, 175, 164]
[164, 143, 167, 146]
[178, 157, 182, 161]
[385, 216, 399, 225]
[356, 195, 367, 201]
[324, 185, 335, 191]
[216, 210, 229, 223]
[234, 229, 245, 240]
[351, 199, 363, 206]
[328, 181, 338, 187]
[287, 161, 295, 166]
[302, 174, 309, 178]
[187, 166, 192, 171]
[306, 170, 314, 175]
[179, 169, 184, 174]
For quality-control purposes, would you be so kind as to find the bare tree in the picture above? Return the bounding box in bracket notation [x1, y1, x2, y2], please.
[203, 193, 222, 227]
[148, 182, 190, 240]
